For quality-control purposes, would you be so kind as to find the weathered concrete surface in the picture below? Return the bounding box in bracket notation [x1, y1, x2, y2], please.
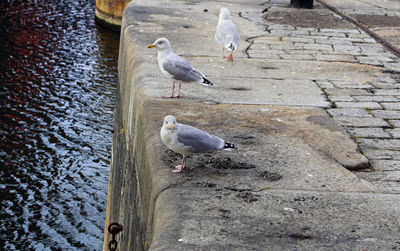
[104, 0, 400, 250]
[152, 189, 400, 250]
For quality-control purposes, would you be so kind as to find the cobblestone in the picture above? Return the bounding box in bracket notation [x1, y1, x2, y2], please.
[334, 102, 382, 109]
[315, 38, 353, 46]
[282, 37, 314, 43]
[358, 60, 384, 67]
[333, 44, 362, 53]
[279, 53, 314, 60]
[371, 160, 400, 171]
[328, 96, 355, 102]
[314, 54, 356, 63]
[374, 89, 400, 96]
[372, 82, 398, 89]
[310, 31, 346, 37]
[269, 43, 295, 50]
[247, 53, 281, 59]
[360, 180, 400, 193]
[267, 24, 295, 30]
[388, 120, 400, 127]
[356, 138, 400, 150]
[346, 33, 368, 39]
[303, 43, 333, 51]
[381, 102, 400, 110]
[363, 38, 376, 43]
[363, 149, 400, 160]
[325, 88, 373, 96]
[346, 127, 391, 138]
[327, 108, 372, 118]
[252, 37, 282, 45]
[353, 96, 399, 102]
[320, 28, 360, 34]
[386, 128, 400, 138]
[334, 117, 389, 127]
[371, 110, 400, 119]
[357, 55, 395, 63]
[331, 81, 373, 89]
[358, 43, 386, 53]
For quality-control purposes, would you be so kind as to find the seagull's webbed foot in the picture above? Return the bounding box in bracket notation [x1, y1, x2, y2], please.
[171, 165, 183, 173]
[227, 53, 234, 62]
[171, 155, 186, 173]
[163, 94, 180, 98]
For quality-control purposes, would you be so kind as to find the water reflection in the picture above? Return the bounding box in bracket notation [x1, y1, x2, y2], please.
[0, 0, 118, 249]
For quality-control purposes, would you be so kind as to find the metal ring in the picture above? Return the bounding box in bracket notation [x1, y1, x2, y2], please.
[109, 239, 118, 250]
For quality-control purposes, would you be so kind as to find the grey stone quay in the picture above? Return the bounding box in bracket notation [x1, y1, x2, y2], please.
[103, 0, 400, 250]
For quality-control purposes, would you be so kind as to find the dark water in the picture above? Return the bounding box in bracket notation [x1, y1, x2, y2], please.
[0, 0, 118, 249]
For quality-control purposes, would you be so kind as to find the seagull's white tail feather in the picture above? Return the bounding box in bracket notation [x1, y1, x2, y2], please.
[228, 42, 236, 51]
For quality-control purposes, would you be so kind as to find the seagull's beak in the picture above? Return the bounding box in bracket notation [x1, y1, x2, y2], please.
[169, 124, 173, 130]
[147, 44, 155, 48]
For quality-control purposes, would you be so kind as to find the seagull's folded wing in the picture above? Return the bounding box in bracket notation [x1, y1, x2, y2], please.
[176, 124, 224, 153]
[163, 56, 203, 82]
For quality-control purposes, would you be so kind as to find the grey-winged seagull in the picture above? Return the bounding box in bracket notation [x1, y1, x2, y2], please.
[160, 115, 236, 173]
[215, 8, 239, 62]
[148, 38, 213, 98]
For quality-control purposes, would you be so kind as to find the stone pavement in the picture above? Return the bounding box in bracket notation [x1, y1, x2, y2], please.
[326, 0, 400, 52]
[263, 0, 400, 193]
[104, 0, 400, 250]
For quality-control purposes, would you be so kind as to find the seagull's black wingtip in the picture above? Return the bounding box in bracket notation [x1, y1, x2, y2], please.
[202, 77, 214, 86]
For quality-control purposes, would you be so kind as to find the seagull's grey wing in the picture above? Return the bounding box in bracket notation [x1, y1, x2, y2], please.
[216, 20, 239, 50]
[176, 124, 224, 153]
[162, 55, 203, 82]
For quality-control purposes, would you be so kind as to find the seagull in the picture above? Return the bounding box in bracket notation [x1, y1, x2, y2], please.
[148, 38, 213, 98]
[160, 115, 236, 173]
[215, 8, 239, 62]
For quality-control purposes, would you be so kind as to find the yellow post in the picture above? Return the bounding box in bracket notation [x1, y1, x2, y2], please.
[95, 0, 131, 31]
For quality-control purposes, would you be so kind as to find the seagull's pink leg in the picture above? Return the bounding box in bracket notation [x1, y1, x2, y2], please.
[221, 47, 226, 58]
[171, 155, 187, 173]
[176, 83, 181, 98]
[163, 82, 180, 98]
[227, 52, 234, 62]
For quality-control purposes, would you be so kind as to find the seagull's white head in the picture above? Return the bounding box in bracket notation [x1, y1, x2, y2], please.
[163, 115, 178, 130]
[148, 37, 172, 52]
[219, 8, 231, 20]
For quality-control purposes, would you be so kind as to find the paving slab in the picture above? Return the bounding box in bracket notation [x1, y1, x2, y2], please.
[363, 149, 400, 160]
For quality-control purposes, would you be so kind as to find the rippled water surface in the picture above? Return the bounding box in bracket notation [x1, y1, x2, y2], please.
[0, 0, 118, 249]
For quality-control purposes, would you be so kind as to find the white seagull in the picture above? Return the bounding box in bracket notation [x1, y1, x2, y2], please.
[148, 38, 213, 98]
[160, 115, 236, 173]
[215, 8, 239, 62]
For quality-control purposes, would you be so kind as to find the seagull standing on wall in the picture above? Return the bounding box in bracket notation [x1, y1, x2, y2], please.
[148, 38, 213, 98]
[215, 8, 239, 62]
[160, 115, 237, 173]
